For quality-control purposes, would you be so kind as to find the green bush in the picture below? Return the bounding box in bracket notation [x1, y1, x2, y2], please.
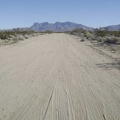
[71, 28, 86, 35]
[0, 32, 8, 39]
[44, 30, 53, 34]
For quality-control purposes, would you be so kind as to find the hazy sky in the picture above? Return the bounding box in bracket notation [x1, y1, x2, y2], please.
[0, 0, 120, 29]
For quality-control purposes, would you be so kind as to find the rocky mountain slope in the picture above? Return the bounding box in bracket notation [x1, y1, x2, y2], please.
[30, 22, 94, 32]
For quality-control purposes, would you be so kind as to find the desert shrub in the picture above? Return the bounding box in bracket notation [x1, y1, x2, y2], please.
[24, 35, 29, 39]
[71, 28, 87, 35]
[104, 36, 119, 44]
[85, 32, 94, 39]
[73, 28, 85, 33]
[15, 35, 24, 41]
[80, 39, 85, 42]
[44, 30, 53, 34]
[94, 29, 108, 37]
[94, 29, 120, 37]
[98, 38, 102, 42]
[12, 38, 19, 43]
[0, 32, 8, 39]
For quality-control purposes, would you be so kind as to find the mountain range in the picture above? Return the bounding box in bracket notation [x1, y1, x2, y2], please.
[30, 22, 94, 32]
[16, 22, 120, 32]
[99, 24, 120, 31]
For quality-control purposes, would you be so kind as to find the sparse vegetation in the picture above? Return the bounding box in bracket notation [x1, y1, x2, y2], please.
[44, 30, 53, 34]
[70, 28, 120, 44]
[0, 29, 40, 46]
[94, 29, 120, 37]
[104, 36, 119, 44]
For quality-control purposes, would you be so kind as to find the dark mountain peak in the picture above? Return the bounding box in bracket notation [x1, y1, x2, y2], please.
[33, 22, 40, 26]
[42, 22, 49, 25]
[54, 22, 61, 25]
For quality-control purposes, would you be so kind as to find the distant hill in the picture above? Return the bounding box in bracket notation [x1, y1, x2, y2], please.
[100, 24, 120, 31]
[4, 22, 120, 32]
[30, 22, 94, 32]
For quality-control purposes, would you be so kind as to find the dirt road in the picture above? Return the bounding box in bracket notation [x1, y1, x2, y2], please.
[0, 33, 120, 120]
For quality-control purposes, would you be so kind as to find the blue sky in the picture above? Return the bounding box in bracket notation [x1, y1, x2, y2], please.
[0, 0, 120, 29]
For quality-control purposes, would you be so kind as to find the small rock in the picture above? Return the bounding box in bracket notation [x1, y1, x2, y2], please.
[111, 51, 115, 53]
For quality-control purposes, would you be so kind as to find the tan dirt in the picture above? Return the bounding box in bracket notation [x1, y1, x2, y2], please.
[0, 33, 120, 120]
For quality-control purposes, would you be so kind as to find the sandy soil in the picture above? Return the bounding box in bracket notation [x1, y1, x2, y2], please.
[0, 33, 120, 120]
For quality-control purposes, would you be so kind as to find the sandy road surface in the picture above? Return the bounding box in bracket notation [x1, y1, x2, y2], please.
[0, 33, 120, 120]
